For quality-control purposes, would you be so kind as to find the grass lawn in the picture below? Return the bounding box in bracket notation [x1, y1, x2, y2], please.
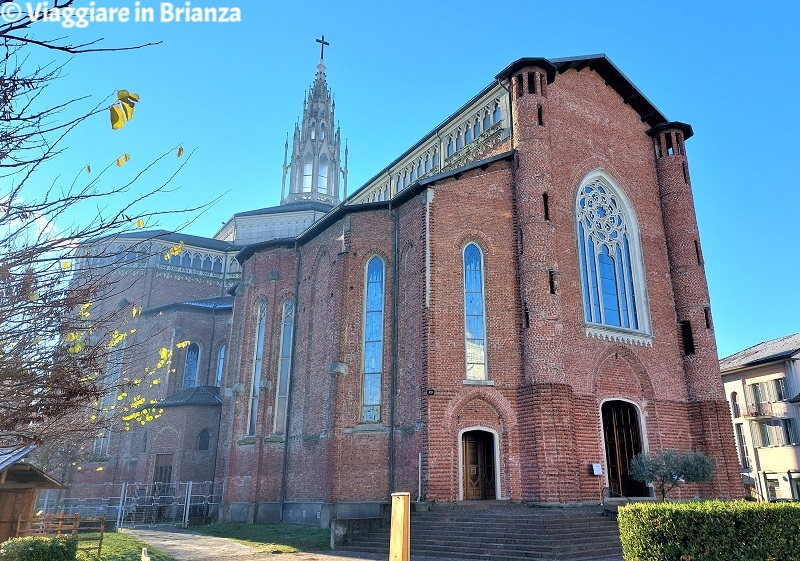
[76, 531, 176, 561]
[194, 523, 330, 553]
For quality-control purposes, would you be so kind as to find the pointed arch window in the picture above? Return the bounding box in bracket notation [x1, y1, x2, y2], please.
[492, 102, 501, 124]
[318, 154, 329, 193]
[456, 129, 464, 150]
[310, 121, 316, 140]
[424, 154, 431, 174]
[464, 243, 487, 380]
[576, 174, 648, 335]
[248, 301, 267, 436]
[320, 122, 326, 141]
[446, 138, 454, 157]
[302, 155, 313, 192]
[433, 149, 439, 169]
[363, 257, 385, 422]
[465, 125, 472, 143]
[274, 299, 294, 435]
[474, 119, 481, 138]
[483, 110, 490, 130]
[183, 343, 199, 388]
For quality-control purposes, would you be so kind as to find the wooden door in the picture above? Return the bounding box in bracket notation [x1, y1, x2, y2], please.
[463, 431, 496, 500]
[602, 401, 646, 497]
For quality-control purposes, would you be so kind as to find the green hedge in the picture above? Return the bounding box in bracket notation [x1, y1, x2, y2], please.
[618, 500, 800, 561]
[0, 536, 77, 561]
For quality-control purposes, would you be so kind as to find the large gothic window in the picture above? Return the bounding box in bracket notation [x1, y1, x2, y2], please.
[302, 155, 313, 192]
[363, 257, 384, 422]
[576, 173, 648, 334]
[464, 243, 487, 380]
[274, 299, 294, 435]
[318, 155, 329, 193]
[183, 343, 199, 388]
[248, 301, 267, 436]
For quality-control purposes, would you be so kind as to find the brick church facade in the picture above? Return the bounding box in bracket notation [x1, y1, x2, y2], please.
[68, 52, 743, 524]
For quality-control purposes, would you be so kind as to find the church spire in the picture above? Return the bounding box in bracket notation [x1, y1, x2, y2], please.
[282, 36, 342, 207]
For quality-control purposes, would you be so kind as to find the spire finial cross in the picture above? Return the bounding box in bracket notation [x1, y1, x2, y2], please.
[316, 34, 330, 61]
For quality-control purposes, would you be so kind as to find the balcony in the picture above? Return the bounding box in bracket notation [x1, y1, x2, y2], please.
[744, 402, 775, 419]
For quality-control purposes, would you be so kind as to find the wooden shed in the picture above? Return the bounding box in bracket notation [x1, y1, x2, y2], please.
[0, 446, 66, 543]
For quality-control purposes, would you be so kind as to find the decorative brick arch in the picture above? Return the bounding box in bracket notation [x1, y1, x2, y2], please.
[440, 389, 518, 500]
[591, 345, 655, 402]
[152, 426, 180, 453]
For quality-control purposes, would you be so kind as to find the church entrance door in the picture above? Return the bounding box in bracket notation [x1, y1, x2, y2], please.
[601, 401, 647, 497]
[462, 430, 496, 500]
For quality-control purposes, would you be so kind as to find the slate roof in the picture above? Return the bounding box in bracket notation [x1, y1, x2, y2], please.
[107, 229, 240, 252]
[142, 296, 233, 316]
[232, 201, 334, 218]
[160, 385, 222, 408]
[720, 333, 800, 372]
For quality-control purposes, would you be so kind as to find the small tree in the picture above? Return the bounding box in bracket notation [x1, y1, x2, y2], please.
[630, 449, 715, 501]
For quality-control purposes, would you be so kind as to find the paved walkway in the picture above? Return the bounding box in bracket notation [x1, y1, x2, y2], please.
[123, 527, 382, 561]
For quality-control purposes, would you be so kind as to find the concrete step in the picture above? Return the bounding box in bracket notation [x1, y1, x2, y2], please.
[336, 503, 623, 561]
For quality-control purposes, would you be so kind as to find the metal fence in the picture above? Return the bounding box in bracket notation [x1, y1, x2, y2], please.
[36, 481, 223, 529]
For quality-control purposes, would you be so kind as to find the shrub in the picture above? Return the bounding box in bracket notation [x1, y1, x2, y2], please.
[618, 500, 800, 561]
[0, 536, 77, 561]
[630, 449, 714, 501]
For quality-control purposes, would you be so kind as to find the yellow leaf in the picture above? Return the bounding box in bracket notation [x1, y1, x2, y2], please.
[136, 218, 144, 228]
[96, 467, 104, 471]
[152, 379, 160, 385]
[65, 333, 76, 342]
[124, 152, 131, 162]
[116, 156, 125, 167]
[121, 100, 135, 120]
[176, 340, 191, 349]
[159, 348, 169, 360]
[132, 306, 141, 318]
[28, 291, 39, 302]
[110, 105, 125, 130]
[128, 92, 140, 102]
[86, 164, 91, 173]
[60, 261, 71, 270]
[117, 89, 130, 101]
[176, 146, 184, 157]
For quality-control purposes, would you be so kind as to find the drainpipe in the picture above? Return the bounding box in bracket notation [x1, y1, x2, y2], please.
[279, 241, 303, 521]
[388, 202, 400, 498]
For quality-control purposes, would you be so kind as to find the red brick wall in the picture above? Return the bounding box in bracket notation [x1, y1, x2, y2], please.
[216, 62, 742, 510]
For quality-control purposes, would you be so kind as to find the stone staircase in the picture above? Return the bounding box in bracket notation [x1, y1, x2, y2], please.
[335, 502, 623, 561]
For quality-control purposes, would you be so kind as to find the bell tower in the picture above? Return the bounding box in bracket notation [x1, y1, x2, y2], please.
[281, 35, 345, 207]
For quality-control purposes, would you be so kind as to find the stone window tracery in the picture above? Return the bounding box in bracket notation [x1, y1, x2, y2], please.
[576, 174, 648, 336]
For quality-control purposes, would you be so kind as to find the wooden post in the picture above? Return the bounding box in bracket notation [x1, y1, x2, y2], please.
[389, 492, 410, 561]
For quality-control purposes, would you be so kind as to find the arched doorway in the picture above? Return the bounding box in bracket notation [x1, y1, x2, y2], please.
[461, 430, 496, 500]
[601, 400, 647, 497]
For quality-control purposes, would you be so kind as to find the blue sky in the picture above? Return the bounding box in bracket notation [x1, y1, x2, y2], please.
[18, 0, 799, 358]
